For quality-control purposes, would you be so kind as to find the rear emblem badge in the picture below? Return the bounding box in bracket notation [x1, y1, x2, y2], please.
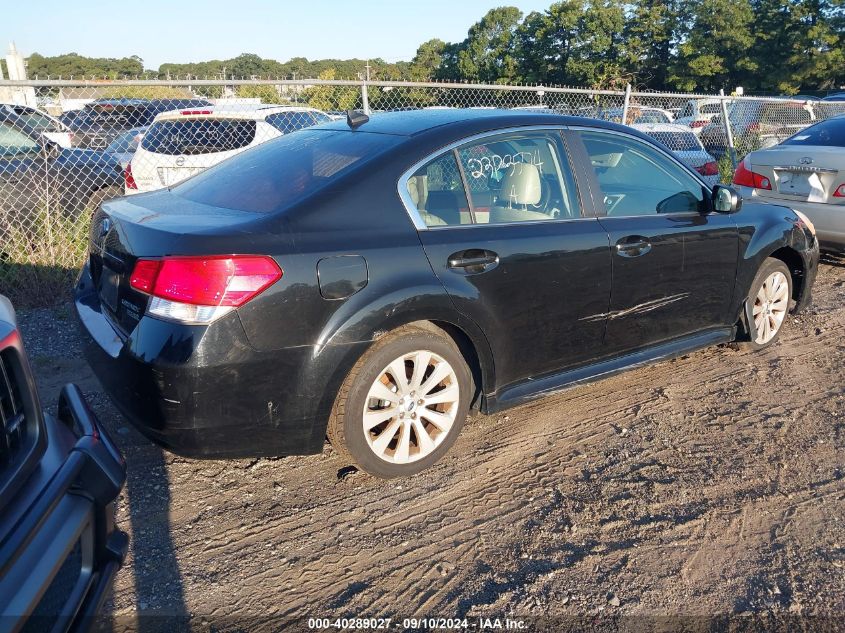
[800, 156, 813, 165]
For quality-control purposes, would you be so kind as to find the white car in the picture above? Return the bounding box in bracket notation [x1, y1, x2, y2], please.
[125, 105, 331, 194]
[632, 123, 721, 187]
[1, 103, 74, 147]
[674, 98, 729, 135]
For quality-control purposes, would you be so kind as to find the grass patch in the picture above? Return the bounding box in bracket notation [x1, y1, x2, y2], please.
[1, 206, 90, 308]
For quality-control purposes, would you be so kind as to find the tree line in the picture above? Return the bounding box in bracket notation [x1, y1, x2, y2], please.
[18, 0, 845, 94]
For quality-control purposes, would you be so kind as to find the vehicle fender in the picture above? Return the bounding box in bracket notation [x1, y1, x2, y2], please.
[733, 202, 812, 319]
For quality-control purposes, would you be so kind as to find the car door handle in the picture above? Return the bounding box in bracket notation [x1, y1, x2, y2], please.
[447, 250, 499, 274]
[615, 236, 652, 258]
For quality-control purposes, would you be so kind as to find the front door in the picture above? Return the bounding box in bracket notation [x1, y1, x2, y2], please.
[575, 129, 739, 355]
[403, 129, 612, 391]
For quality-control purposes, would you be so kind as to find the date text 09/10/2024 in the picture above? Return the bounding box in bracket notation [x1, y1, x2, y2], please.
[307, 617, 529, 630]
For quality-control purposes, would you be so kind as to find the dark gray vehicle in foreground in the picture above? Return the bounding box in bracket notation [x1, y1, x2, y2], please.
[0, 295, 127, 631]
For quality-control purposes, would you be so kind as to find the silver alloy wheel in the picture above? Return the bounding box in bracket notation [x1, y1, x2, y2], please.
[362, 350, 460, 464]
[753, 271, 789, 345]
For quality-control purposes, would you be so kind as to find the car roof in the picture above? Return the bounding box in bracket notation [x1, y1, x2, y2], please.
[318, 108, 634, 138]
[153, 104, 323, 121]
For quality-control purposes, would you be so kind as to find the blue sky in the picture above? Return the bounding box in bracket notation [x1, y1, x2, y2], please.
[3, 0, 551, 70]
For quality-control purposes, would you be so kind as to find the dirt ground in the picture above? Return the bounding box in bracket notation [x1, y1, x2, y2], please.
[18, 260, 845, 632]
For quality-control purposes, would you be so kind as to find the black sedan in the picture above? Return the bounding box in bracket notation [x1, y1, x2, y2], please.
[75, 110, 819, 478]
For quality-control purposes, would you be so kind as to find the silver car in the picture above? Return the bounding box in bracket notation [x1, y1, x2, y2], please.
[632, 123, 721, 187]
[732, 116, 845, 252]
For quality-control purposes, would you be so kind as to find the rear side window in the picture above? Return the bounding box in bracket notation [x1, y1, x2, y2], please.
[173, 129, 400, 214]
[265, 111, 316, 134]
[406, 152, 471, 227]
[782, 117, 845, 147]
[405, 131, 579, 227]
[141, 119, 257, 155]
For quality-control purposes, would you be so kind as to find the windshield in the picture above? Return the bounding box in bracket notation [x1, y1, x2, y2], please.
[782, 117, 845, 147]
[172, 128, 401, 213]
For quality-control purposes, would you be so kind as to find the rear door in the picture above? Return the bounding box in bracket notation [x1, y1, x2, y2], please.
[574, 129, 739, 354]
[405, 129, 612, 390]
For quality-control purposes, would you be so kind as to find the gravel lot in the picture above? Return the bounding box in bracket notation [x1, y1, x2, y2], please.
[18, 259, 845, 632]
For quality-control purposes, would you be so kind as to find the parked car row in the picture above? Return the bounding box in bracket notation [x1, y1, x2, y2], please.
[0, 109, 124, 225]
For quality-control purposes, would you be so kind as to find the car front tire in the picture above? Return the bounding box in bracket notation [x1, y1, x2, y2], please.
[328, 325, 471, 478]
[740, 257, 793, 350]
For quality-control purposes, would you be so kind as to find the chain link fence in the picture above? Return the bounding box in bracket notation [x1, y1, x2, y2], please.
[2, 79, 844, 306]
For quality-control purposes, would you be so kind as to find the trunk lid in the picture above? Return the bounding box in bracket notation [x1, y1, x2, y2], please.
[89, 191, 268, 334]
[747, 146, 845, 204]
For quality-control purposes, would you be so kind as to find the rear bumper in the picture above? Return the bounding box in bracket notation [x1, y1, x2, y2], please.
[74, 264, 348, 458]
[0, 385, 127, 632]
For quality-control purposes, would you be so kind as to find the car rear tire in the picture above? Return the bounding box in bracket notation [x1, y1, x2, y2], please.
[740, 257, 792, 350]
[328, 326, 471, 478]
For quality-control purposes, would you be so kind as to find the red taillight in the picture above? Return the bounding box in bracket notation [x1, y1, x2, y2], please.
[181, 109, 212, 115]
[833, 184, 845, 198]
[129, 259, 161, 293]
[124, 163, 137, 190]
[696, 161, 719, 176]
[130, 255, 282, 307]
[747, 122, 760, 133]
[690, 119, 708, 128]
[732, 158, 771, 190]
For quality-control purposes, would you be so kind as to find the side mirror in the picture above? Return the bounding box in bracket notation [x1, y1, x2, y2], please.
[712, 184, 742, 214]
[40, 139, 62, 160]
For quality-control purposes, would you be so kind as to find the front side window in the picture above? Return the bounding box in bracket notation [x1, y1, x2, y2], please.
[0, 123, 39, 158]
[581, 131, 706, 216]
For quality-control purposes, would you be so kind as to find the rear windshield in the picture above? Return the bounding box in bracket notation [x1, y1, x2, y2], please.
[172, 128, 400, 213]
[646, 131, 701, 151]
[83, 103, 153, 127]
[762, 104, 813, 125]
[141, 119, 257, 155]
[782, 117, 845, 147]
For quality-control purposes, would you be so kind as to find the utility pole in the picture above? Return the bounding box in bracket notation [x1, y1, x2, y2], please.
[360, 60, 371, 115]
